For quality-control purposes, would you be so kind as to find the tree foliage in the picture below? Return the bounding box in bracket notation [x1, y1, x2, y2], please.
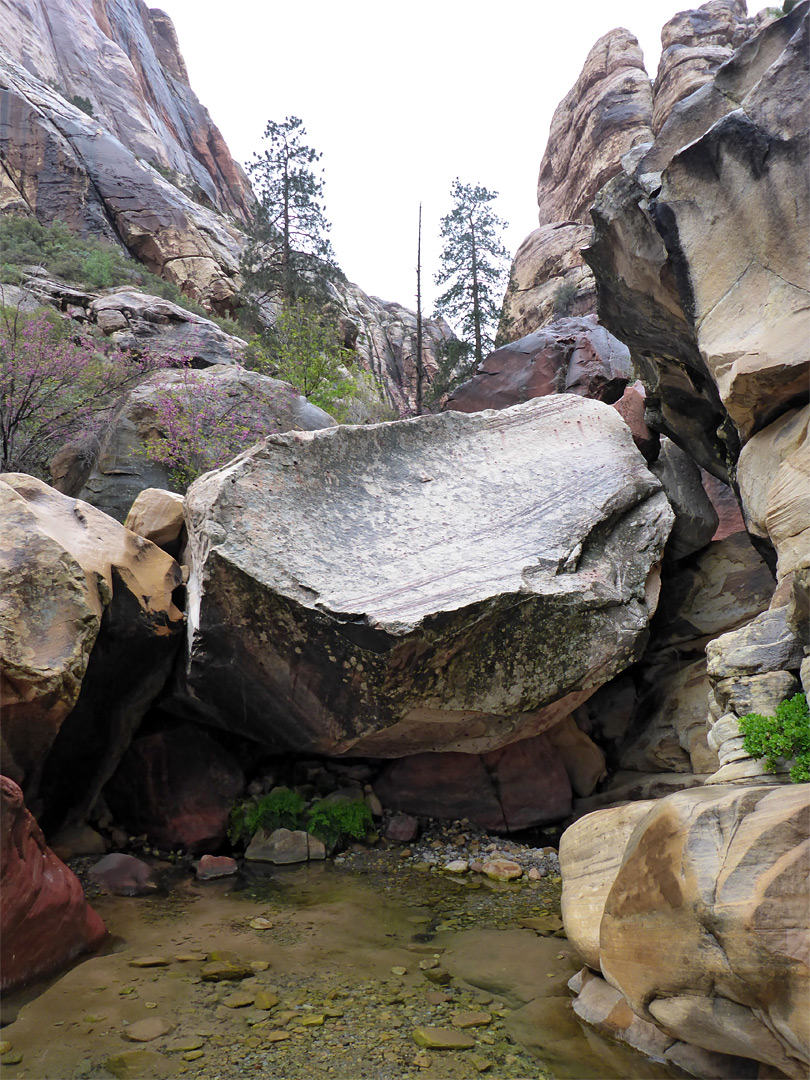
[434, 179, 509, 371]
[141, 364, 294, 488]
[0, 304, 167, 477]
[242, 116, 343, 306]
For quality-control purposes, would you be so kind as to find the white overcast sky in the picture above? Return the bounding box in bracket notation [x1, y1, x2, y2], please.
[157, 0, 752, 314]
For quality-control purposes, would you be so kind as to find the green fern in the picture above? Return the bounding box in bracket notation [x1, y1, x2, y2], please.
[228, 788, 306, 845]
[306, 799, 373, 848]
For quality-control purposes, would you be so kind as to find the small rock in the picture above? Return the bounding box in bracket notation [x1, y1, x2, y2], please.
[253, 992, 280, 1011]
[183, 1049, 204, 1061]
[222, 991, 254, 1008]
[265, 1031, 291, 1042]
[174, 952, 206, 963]
[0, 1052, 22, 1066]
[0, 1041, 12, 1054]
[519, 913, 564, 933]
[89, 853, 157, 896]
[104, 1050, 169, 1078]
[414, 1050, 433, 1068]
[248, 917, 274, 930]
[201, 960, 253, 981]
[527, 867, 546, 881]
[128, 956, 169, 968]
[196, 855, 238, 881]
[412, 1026, 476, 1050]
[391, 966, 407, 976]
[425, 991, 452, 1005]
[251, 960, 270, 972]
[442, 860, 468, 873]
[422, 967, 452, 985]
[300, 1014, 325, 1027]
[407, 944, 445, 954]
[167, 1037, 204, 1052]
[123, 1017, 173, 1042]
[418, 958, 439, 970]
[469, 1052, 492, 1072]
[482, 859, 522, 881]
[450, 1011, 492, 1028]
[385, 813, 419, 842]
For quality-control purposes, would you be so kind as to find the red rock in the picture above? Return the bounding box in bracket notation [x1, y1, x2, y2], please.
[104, 723, 244, 855]
[700, 471, 745, 541]
[445, 317, 631, 414]
[1, 776, 107, 991]
[612, 382, 659, 463]
[385, 813, 420, 843]
[196, 855, 238, 881]
[88, 853, 156, 896]
[375, 734, 572, 831]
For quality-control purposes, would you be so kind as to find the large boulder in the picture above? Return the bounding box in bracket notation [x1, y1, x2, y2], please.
[373, 732, 574, 831]
[0, 474, 183, 824]
[1, 776, 107, 991]
[177, 397, 673, 757]
[104, 723, 244, 854]
[598, 785, 810, 1078]
[445, 317, 631, 414]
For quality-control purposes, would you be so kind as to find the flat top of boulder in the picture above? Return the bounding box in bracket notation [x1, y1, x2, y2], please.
[186, 396, 663, 636]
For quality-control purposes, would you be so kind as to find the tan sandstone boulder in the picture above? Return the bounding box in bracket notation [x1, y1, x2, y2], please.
[0, 475, 183, 820]
[599, 784, 810, 1077]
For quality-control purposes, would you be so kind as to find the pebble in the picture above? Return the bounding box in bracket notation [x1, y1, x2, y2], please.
[253, 991, 280, 1010]
[265, 1030, 291, 1042]
[128, 956, 169, 968]
[123, 1017, 172, 1042]
[201, 960, 253, 981]
[175, 951, 206, 963]
[412, 1026, 476, 1050]
[482, 859, 522, 882]
[168, 1037, 205, 1052]
[390, 966, 407, 976]
[442, 859, 468, 873]
[249, 917, 274, 930]
[414, 1050, 433, 1068]
[0, 1052, 22, 1066]
[222, 991, 254, 1008]
[0, 1041, 11, 1054]
[450, 1010, 492, 1028]
[183, 1049, 205, 1061]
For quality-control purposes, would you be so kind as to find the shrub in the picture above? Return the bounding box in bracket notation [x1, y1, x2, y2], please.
[69, 94, 94, 117]
[0, 304, 168, 476]
[552, 281, 579, 317]
[228, 788, 306, 846]
[140, 364, 293, 488]
[306, 798, 374, 848]
[739, 693, 810, 782]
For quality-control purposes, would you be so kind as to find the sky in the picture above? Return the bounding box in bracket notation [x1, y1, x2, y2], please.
[157, 0, 752, 315]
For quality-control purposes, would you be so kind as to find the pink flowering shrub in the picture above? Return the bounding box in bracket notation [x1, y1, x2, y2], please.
[141, 366, 293, 487]
[0, 305, 168, 477]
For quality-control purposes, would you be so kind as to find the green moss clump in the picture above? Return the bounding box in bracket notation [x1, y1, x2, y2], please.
[228, 788, 306, 845]
[739, 692, 810, 783]
[306, 799, 373, 848]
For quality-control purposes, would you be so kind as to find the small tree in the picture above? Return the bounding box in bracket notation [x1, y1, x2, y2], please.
[141, 365, 293, 488]
[242, 116, 343, 306]
[0, 303, 166, 477]
[254, 299, 358, 421]
[434, 180, 509, 372]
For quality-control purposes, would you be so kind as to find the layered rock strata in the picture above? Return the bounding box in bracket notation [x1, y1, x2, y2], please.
[178, 397, 673, 757]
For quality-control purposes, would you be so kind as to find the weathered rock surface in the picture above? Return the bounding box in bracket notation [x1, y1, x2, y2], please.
[652, 0, 752, 133]
[53, 365, 335, 522]
[104, 723, 244, 854]
[584, 2, 809, 481]
[333, 281, 454, 417]
[560, 801, 656, 971]
[536, 30, 653, 228]
[651, 438, 719, 561]
[1, 775, 107, 991]
[178, 396, 673, 757]
[0, 46, 245, 309]
[445, 316, 631, 414]
[124, 489, 185, 552]
[0, 0, 252, 222]
[374, 733, 573, 831]
[0, 474, 183, 822]
[598, 785, 810, 1077]
[498, 223, 596, 341]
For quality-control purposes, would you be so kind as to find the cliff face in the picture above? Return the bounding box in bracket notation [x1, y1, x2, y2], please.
[0, 0, 252, 222]
[500, 0, 759, 341]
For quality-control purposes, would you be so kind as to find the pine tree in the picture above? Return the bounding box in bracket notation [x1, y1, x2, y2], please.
[434, 180, 509, 370]
[242, 116, 342, 306]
